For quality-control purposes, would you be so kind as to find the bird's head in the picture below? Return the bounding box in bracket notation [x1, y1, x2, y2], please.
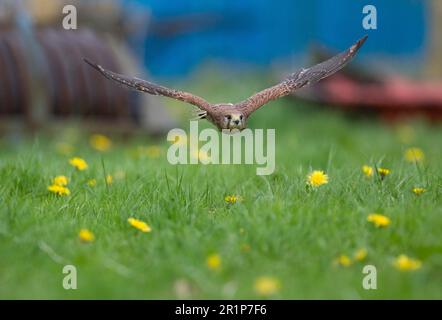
[222, 112, 246, 130]
[209, 104, 248, 131]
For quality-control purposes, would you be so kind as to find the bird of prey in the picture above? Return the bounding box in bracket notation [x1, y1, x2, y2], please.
[84, 36, 367, 131]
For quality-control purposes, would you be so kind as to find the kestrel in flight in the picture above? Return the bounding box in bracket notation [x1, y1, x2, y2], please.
[85, 36, 367, 131]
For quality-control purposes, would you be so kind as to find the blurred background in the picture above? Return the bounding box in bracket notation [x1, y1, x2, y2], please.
[0, 0, 442, 135]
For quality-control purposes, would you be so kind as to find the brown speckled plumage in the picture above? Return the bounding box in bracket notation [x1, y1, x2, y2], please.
[85, 36, 367, 131]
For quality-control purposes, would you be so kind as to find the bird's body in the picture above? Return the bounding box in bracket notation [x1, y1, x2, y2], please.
[84, 36, 367, 131]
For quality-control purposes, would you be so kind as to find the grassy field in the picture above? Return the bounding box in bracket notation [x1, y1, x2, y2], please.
[0, 72, 441, 299]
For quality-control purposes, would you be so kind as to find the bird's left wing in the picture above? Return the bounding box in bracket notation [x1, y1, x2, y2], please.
[237, 36, 368, 116]
[84, 59, 213, 112]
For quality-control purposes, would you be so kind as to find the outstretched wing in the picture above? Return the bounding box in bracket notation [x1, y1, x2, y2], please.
[238, 36, 368, 115]
[84, 59, 213, 112]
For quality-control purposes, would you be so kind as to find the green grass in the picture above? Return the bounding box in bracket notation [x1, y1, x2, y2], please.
[0, 71, 441, 299]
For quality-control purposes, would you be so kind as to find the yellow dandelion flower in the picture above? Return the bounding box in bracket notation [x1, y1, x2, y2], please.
[87, 179, 97, 187]
[254, 276, 280, 296]
[412, 187, 426, 195]
[145, 146, 161, 159]
[69, 157, 88, 171]
[362, 165, 373, 177]
[377, 167, 390, 179]
[78, 229, 95, 242]
[206, 254, 221, 270]
[307, 170, 329, 187]
[334, 254, 352, 267]
[137, 146, 162, 159]
[225, 195, 241, 204]
[56, 142, 74, 156]
[172, 134, 187, 146]
[393, 254, 422, 271]
[354, 248, 368, 262]
[199, 150, 210, 161]
[192, 150, 211, 162]
[367, 213, 390, 228]
[90, 134, 112, 152]
[52, 175, 69, 186]
[47, 184, 70, 196]
[128, 217, 151, 233]
[106, 175, 113, 185]
[404, 147, 424, 163]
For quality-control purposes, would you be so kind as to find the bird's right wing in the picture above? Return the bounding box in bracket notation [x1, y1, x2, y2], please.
[84, 59, 213, 112]
[237, 36, 368, 116]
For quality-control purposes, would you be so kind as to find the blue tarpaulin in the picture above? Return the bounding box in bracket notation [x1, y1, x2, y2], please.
[124, 0, 427, 76]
